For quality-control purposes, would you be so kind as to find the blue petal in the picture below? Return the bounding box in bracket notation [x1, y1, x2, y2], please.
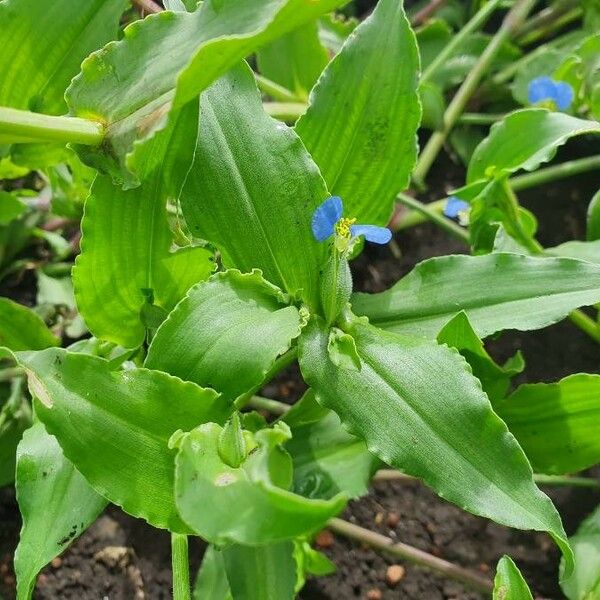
[527, 76, 556, 105]
[350, 224, 392, 244]
[443, 196, 470, 218]
[312, 196, 343, 241]
[554, 81, 574, 110]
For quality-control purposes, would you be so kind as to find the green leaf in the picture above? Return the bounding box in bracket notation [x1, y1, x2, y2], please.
[257, 22, 329, 100]
[511, 50, 566, 105]
[283, 390, 380, 499]
[298, 317, 572, 571]
[193, 546, 232, 600]
[437, 312, 523, 402]
[173, 422, 346, 545]
[546, 239, 600, 264]
[0, 379, 30, 487]
[15, 348, 229, 532]
[146, 270, 304, 402]
[222, 542, 296, 600]
[0, 298, 58, 351]
[73, 103, 215, 348]
[561, 503, 600, 600]
[295, 0, 421, 226]
[66, 0, 348, 184]
[495, 374, 600, 475]
[587, 189, 600, 241]
[317, 14, 357, 54]
[0, 192, 26, 225]
[467, 109, 600, 184]
[14, 422, 107, 600]
[180, 62, 327, 310]
[352, 253, 600, 339]
[493, 556, 533, 600]
[0, 0, 126, 115]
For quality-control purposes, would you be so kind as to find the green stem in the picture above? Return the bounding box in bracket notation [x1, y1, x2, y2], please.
[0, 106, 104, 146]
[255, 75, 301, 103]
[396, 193, 469, 242]
[395, 155, 600, 231]
[0, 367, 25, 383]
[412, 0, 537, 187]
[511, 155, 600, 191]
[263, 101, 306, 122]
[171, 533, 191, 600]
[420, 0, 504, 85]
[568, 309, 600, 343]
[374, 469, 600, 489]
[516, 0, 582, 45]
[248, 395, 290, 415]
[458, 112, 506, 125]
[328, 518, 493, 593]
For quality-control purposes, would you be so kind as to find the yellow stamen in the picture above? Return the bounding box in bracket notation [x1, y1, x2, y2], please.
[335, 217, 356, 239]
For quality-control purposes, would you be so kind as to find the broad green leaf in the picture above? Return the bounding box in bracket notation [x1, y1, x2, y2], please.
[352, 253, 600, 339]
[14, 422, 107, 600]
[295, 0, 420, 226]
[495, 374, 600, 475]
[222, 542, 296, 600]
[146, 270, 304, 402]
[561, 503, 600, 600]
[546, 240, 600, 264]
[15, 348, 229, 532]
[0, 192, 26, 225]
[283, 390, 380, 499]
[257, 22, 329, 100]
[181, 62, 327, 310]
[587, 190, 600, 241]
[0, 298, 58, 351]
[467, 109, 600, 184]
[73, 102, 215, 348]
[66, 0, 348, 184]
[416, 19, 451, 71]
[174, 422, 346, 545]
[437, 312, 523, 402]
[194, 546, 232, 600]
[493, 556, 533, 600]
[0, 0, 126, 115]
[298, 317, 572, 570]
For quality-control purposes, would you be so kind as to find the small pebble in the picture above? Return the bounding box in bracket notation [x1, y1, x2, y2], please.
[374, 512, 384, 525]
[315, 529, 334, 549]
[385, 564, 405, 586]
[51, 557, 62, 569]
[387, 512, 400, 528]
[478, 562, 490, 573]
[366, 588, 382, 600]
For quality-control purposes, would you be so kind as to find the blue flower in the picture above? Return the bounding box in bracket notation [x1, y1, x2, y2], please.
[312, 196, 392, 248]
[527, 76, 573, 111]
[444, 196, 470, 226]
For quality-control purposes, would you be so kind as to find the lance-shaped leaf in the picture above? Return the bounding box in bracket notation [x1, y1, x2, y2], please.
[546, 239, 600, 264]
[257, 22, 329, 100]
[73, 102, 215, 349]
[587, 189, 600, 241]
[14, 422, 107, 600]
[283, 390, 380, 499]
[437, 312, 524, 402]
[194, 542, 297, 600]
[467, 109, 600, 183]
[14, 348, 229, 532]
[295, 0, 420, 226]
[495, 374, 600, 475]
[0, 298, 58, 351]
[174, 422, 346, 545]
[146, 270, 304, 402]
[493, 556, 533, 600]
[298, 318, 572, 571]
[561, 504, 600, 600]
[181, 62, 328, 310]
[352, 253, 600, 339]
[66, 0, 348, 184]
[0, 0, 126, 115]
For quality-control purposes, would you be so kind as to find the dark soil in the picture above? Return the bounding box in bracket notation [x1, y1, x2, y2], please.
[1, 143, 600, 599]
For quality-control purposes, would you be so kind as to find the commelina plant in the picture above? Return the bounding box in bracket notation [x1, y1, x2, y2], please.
[1, 0, 600, 597]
